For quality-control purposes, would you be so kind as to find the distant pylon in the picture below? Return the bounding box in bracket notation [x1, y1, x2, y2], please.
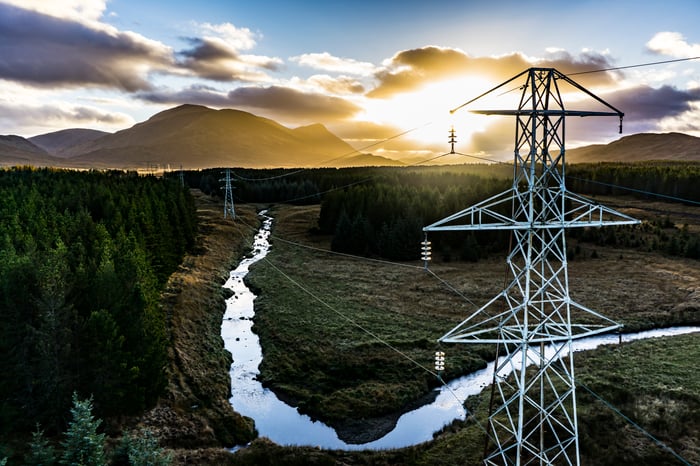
[424, 68, 639, 465]
[179, 165, 185, 187]
[221, 168, 236, 219]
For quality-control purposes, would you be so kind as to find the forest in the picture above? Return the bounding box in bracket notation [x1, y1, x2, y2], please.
[0, 168, 197, 442]
[186, 161, 700, 261]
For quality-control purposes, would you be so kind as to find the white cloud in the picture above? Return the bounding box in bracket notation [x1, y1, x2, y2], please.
[646, 31, 700, 57]
[193, 21, 259, 51]
[291, 52, 376, 76]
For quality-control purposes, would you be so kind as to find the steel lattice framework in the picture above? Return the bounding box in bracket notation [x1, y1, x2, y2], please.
[222, 168, 236, 219]
[424, 68, 639, 465]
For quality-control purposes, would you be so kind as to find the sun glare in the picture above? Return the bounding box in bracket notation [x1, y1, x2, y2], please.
[359, 76, 503, 150]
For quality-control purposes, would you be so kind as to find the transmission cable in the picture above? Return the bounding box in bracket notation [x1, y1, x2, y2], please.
[567, 55, 700, 76]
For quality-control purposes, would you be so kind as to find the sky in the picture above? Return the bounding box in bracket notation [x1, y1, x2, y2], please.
[2, 0, 700, 161]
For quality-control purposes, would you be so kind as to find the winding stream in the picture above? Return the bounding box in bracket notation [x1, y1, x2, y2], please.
[221, 211, 700, 450]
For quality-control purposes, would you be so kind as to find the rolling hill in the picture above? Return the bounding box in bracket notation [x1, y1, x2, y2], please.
[58, 104, 402, 169]
[29, 128, 110, 158]
[566, 132, 700, 163]
[0, 135, 64, 167]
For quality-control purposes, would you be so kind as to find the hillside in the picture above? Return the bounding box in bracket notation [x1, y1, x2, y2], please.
[0, 135, 64, 167]
[58, 104, 397, 169]
[567, 132, 700, 163]
[29, 128, 110, 158]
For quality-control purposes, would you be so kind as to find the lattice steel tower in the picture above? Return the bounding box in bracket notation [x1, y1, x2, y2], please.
[424, 68, 639, 465]
[222, 168, 236, 219]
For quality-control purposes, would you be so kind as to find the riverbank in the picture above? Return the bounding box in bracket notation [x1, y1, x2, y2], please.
[131, 191, 262, 463]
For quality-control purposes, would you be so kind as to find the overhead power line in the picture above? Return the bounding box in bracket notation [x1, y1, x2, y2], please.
[568, 55, 700, 76]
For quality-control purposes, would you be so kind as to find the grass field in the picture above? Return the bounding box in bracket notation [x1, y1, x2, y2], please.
[232, 201, 699, 464]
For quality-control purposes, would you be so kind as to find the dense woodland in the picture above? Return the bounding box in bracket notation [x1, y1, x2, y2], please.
[186, 161, 700, 261]
[0, 168, 197, 443]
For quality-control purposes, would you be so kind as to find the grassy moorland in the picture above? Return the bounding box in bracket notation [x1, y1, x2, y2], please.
[231, 201, 699, 464]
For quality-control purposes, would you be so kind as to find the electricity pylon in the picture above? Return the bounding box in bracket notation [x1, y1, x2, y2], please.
[221, 168, 236, 219]
[424, 68, 639, 465]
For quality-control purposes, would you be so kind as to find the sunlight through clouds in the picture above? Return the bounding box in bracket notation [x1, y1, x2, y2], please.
[291, 52, 377, 76]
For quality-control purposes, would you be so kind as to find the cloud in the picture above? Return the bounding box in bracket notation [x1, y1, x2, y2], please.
[646, 31, 700, 58]
[0, 102, 132, 135]
[329, 120, 402, 141]
[368, 46, 620, 98]
[196, 21, 258, 50]
[307, 75, 365, 94]
[469, 83, 700, 150]
[137, 84, 361, 123]
[0, 3, 172, 91]
[1, 0, 108, 24]
[177, 22, 283, 82]
[227, 86, 362, 121]
[177, 37, 281, 81]
[136, 84, 233, 107]
[291, 52, 376, 76]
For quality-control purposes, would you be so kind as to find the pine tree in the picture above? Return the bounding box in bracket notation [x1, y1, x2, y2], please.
[59, 393, 106, 466]
[25, 424, 57, 466]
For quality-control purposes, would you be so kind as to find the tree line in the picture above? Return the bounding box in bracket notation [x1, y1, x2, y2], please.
[0, 168, 197, 441]
[185, 161, 700, 262]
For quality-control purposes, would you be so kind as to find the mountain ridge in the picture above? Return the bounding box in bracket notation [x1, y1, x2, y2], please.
[566, 132, 700, 163]
[3, 106, 700, 169]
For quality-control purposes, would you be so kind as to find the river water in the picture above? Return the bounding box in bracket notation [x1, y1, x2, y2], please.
[220, 211, 700, 450]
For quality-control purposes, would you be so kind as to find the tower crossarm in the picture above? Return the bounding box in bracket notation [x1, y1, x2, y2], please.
[423, 188, 639, 232]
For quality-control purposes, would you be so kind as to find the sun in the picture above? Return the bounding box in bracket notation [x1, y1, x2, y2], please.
[359, 76, 499, 148]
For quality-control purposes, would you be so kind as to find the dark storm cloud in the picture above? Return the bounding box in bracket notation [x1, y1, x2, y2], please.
[177, 37, 282, 81]
[138, 85, 361, 122]
[606, 84, 700, 120]
[368, 46, 619, 98]
[566, 84, 700, 139]
[0, 3, 172, 91]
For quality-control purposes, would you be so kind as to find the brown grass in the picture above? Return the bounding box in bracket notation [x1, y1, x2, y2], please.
[130, 191, 263, 462]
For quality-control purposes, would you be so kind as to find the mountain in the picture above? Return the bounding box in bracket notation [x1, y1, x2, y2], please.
[58, 104, 401, 169]
[566, 132, 700, 163]
[29, 128, 110, 158]
[0, 135, 65, 167]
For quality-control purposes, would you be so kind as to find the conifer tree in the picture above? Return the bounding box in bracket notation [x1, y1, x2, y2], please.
[25, 424, 57, 466]
[59, 393, 106, 466]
